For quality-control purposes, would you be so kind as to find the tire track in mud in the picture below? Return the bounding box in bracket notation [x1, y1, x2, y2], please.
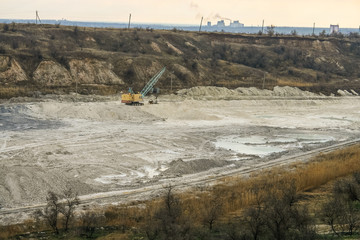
[1, 138, 359, 216]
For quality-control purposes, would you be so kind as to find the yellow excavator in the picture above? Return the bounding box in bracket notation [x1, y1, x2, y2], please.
[121, 67, 166, 105]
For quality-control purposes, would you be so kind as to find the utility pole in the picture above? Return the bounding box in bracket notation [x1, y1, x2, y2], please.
[35, 11, 42, 24]
[261, 20, 264, 34]
[128, 13, 131, 29]
[312, 22, 315, 35]
[199, 16, 203, 32]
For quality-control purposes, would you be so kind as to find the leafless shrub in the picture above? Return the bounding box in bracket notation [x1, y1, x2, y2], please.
[79, 211, 105, 238]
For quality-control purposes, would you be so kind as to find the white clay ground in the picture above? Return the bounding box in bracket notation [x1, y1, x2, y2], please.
[0, 87, 359, 213]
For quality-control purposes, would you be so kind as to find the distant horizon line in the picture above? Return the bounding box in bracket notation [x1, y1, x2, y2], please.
[0, 18, 359, 29]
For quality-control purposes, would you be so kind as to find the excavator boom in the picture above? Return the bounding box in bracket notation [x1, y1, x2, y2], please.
[140, 67, 166, 98]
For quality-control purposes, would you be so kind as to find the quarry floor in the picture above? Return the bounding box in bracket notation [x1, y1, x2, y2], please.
[0, 91, 360, 224]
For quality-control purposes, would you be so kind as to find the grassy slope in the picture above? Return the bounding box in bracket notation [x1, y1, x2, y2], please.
[0, 23, 360, 98]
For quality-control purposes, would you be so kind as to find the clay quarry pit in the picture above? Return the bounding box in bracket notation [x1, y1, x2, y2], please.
[0, 86, 360, 224]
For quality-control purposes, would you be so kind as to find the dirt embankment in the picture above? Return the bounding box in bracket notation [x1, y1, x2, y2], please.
[176, 86, 321, 100]
[0, 23, 360, 98]
[167, 86, 359, 101]
[1, 56, 123, 87]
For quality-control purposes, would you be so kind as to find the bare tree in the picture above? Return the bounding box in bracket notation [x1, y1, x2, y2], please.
[224, 221, 248, 240]
[143, 206, 160, 240]
[243, 186, 266, 240]
[322, 194, 348, 237]
[290, 204, 316, 240]
[267, 25, 275, 36]
[335, 173, 360, 235]
[291, 30, 298, 36]
[201, 193, 223, 230]
[59, 188, 80, 232]
[243, 205, 265, 240]
[156, 185, 183, 239]
[149, 185, 191, 240]
[80, 211, 105, 238]
[261, 180, 315, 240]
[163, 185, 182, 222]
[322, 174, 360, 236]
[37, 188, 80, 234]
[262, 181, 297, 240]
[333, 176, 360, 202]
[339, 201, 360, 235]
[319, 30, 327, 37]
[263, 195, 292, 240]
[44, 191, 61, 234]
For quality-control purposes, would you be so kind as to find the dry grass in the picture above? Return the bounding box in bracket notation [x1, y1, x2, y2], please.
[100, 143, 360, 231]
[277, 78, 314, 87]
[294, 145, 360, 191]
[2, 144, 360, 238]
[204, 144, 360, 216]
[96, 233, 129, 240]
[0, 219, 46, 239]
[0, 86, 31, 99]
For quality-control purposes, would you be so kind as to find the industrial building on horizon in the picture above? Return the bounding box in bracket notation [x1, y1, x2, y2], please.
[207, 20, 245, 28]
[330, 24, 340, 34]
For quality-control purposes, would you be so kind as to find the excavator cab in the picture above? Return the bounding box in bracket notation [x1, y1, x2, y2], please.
[121, 88, 144, 105]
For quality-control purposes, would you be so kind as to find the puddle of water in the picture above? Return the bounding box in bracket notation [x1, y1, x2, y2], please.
[257, 115, 275, 119]
[143, 166, 160, 178]
[132, 171, 146, 178]
[215, 137, 283, 157]
[95, 165, 169, 184]
[142, 165, 169, 178]
[215, 133, 334, 157]
[94, 174, 127, 184]
[159, 165, 169, 172]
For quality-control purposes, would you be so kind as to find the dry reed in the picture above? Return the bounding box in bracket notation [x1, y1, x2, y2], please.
[2, 144, 360, 238]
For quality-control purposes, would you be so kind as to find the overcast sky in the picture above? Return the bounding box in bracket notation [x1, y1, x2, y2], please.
[1, 0, 360, 28]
